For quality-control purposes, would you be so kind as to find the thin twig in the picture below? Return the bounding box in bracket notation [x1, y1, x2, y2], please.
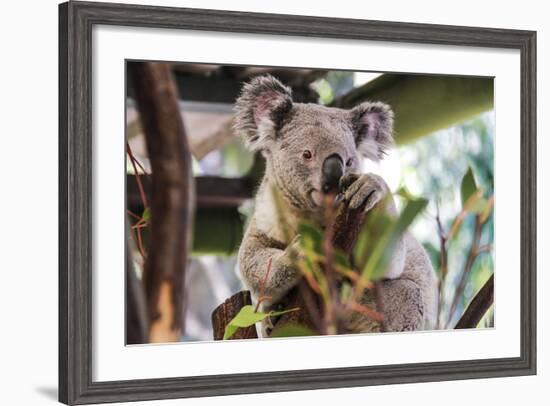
[349, 301, 385, 323]
[298, 281, 324, 334]
[322, 193, 338, 335]
[126, 142, 148, 175]
[127, 209, 143, 221]
[126, 142, 148, 209]
[127, 208, 148, 258]
[447, 215, 483, 327]
[436, 213, 448, 280]
[436, 210, 448, 329]
[373, 282, 387, 331]
[134, 227, 147, 259]
[302, 250, 367, 286]
[447, 191, 483, 240]
[476, 244, 493, 255]
[298, 262, 322, 294]
[131, 222, 149, 230]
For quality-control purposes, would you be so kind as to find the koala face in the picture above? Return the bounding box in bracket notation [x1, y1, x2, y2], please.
[234, 75, 394, 212]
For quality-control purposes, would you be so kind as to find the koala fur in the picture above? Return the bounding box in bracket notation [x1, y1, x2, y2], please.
[234, 75, 438, 333]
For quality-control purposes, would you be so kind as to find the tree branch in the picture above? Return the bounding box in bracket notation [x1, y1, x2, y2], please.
[454, 274, 494, 329]
[191, 118, 235, 160]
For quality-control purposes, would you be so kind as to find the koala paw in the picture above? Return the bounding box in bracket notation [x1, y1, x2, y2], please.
[340, 173, 388, 212]
[285, 234, 303, 259]
[261, 235, 303, 307]
[282, 235, 304, 282]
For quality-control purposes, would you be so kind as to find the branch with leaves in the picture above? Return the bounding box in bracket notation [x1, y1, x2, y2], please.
[126, 143, 150, 260]
[214, 165, 494, 339]
[216, 186, 428, 340]
[455, 274, 494, 329]
[436, 167, 494, 329]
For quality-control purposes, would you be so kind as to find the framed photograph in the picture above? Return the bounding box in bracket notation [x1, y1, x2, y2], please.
[59, 1, 537, 404]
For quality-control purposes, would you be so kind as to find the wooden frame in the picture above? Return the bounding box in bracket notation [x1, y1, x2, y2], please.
[59, 1, 537, 404]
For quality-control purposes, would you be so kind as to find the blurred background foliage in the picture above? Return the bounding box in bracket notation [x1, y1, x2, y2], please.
[127, 68, 494, 341]
[400, 112, 495, 328]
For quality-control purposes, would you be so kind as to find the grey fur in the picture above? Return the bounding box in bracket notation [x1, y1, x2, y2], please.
[235, 75, 438, 334]
[350, 101, 394, 161]
[233, 75, 293, 151]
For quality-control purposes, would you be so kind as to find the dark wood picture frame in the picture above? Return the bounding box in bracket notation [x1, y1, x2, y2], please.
[59, 1, 537, 404]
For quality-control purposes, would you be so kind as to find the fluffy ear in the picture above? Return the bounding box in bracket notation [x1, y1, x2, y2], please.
[349, 101, 394, 161]
[234, 75, 293, 151]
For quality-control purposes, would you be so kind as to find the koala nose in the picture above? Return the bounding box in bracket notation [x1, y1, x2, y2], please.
[321, 154, 344, 195]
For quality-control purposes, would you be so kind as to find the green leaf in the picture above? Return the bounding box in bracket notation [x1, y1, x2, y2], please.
[142, 207, 151, 222]
[223, 305, 299, 340]
[352, 225, 370, 270]
[357, 197, 428, 282]
[395, 186, 415, 201]
[353, 211, 392, 273]
[298, 221, 323, 254]
[461, 167, 478, 207]
[334, 248, 351, 270]
[311, 78, 334, 105]
[339, 281, 352, 302]
[470, 196, 488, 214]
[423, 242, 441, 276]
[269, 307, 300, 318]
[479, 197, 494, 223]
[396, 197, 429, 234]
[300, 250, 317, 275]
[223, 305, 266, 340]
[270, 324, 317, 338]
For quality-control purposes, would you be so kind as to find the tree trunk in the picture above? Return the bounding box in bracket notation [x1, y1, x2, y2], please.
[129, 62, 195, 343]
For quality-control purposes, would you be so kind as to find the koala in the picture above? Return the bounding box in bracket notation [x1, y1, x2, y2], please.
[234, 75, 438, 334]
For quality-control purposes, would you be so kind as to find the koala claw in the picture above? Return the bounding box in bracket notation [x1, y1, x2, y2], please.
[343, 173, 386, 212]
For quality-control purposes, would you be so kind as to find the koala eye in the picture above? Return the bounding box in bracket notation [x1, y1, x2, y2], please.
[302, 150, 313, 160]
[346, 158, 353, 167]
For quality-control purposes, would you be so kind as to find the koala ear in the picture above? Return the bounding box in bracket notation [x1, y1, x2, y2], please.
[234, 75, 293, 151]
[349, 101, 394, 161]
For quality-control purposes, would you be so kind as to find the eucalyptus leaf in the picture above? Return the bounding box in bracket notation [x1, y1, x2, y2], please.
[270, 324, 317, 338]
[223, 305, 299, 340]
[142, 207, 151, 222]
[423, 242, 441, 275]
[358, 197, 428, 282]
[461, 167, 478, 207]
[334, 249, 351, 270]
[395, 186, 415, 201]
[298, 221, 323, 254]
[340, 281, 352, 302]
[470, 196, 488, 214]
